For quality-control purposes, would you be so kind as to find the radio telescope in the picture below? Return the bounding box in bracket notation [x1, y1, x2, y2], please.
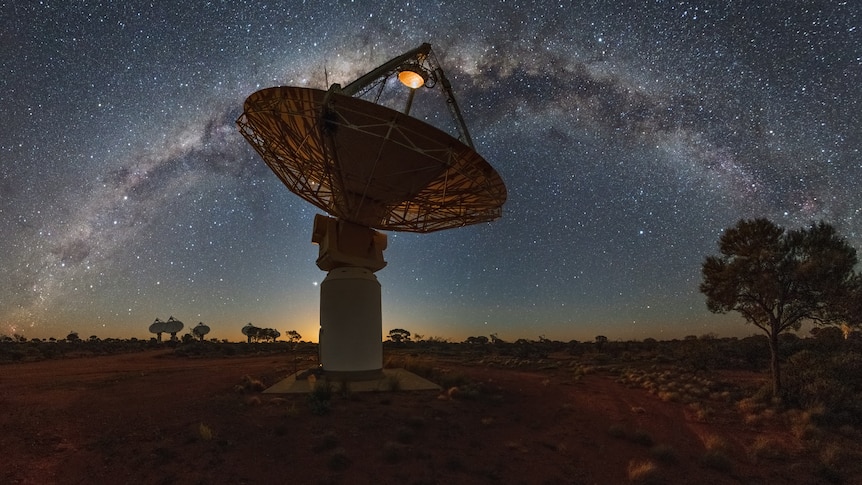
[149, 316, 184, 342]
[192, 322, 211, 341]
[149, 318, 166, 342]
[163, 316, 184, 342]
[237, 43, 506, 380]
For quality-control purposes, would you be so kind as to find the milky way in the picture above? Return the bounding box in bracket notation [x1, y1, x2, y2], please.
[2, 1, 860, 341]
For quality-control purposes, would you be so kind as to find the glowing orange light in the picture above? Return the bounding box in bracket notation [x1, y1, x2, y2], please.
[398, 70, 425, 89]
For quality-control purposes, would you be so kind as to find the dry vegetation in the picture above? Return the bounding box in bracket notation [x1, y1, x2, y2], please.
[1, 332, 861, 483]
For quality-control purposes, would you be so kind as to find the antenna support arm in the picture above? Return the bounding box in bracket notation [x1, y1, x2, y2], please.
[339, 43, 432, 97]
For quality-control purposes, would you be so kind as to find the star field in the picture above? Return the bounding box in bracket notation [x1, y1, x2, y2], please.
[2, 1, 861, 342]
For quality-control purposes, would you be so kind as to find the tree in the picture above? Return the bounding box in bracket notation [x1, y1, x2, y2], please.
[594, 335, 608, 352]
[836, 273, 862, 331]
[387, 328, 411, 345]
[286, 330, 302, 374]
[287, 330, 302, 344]
[464, 335, 489, 345]
[243, 324, 259, 343]
[700, 219, 857, 397]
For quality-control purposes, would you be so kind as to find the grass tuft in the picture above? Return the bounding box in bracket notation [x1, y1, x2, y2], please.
[747, 436, 788, 463]
[307, 380, 333, 415]
[700, 434, 733, 472]
[239, 375, 266, 393]
[627, 459, 659, 483]
[385, 374, 402, 391]
[198, 422, 213, 441]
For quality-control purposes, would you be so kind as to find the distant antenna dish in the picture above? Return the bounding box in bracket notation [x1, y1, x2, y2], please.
[237, 43, 506, 380]
[192, 322, 210, 341]
[149, 318, 166, 342]
[163, 316, 184, 342]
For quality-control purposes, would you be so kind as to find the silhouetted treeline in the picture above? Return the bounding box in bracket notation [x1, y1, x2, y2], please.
[0, 335, 316, 363]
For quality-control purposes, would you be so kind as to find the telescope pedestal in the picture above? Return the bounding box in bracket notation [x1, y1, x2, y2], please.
[319, 267, 383, 380]
[312, 214, 388, 381]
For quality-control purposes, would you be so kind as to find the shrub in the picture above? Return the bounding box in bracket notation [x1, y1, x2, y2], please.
[688, 402, 713, 422]
[627, 459, 659, 483]
[817, 441, 857, 481]
[384, 375, 402, 391]
[783, 350, 862, 425]
[650, 444, 679, 464]
[438, 371, 469, 390]
[700, 450, 732, 472]
[700, 434, 733, 472]
[307, 381, 333, 415]
[630, 429, 654, 447]
[703, 434, 730, 453]
[238, 375, 266, 393]
[747, 436, 788, 463]
[198, 422, 213, 441]
[332, 380, 352, 398]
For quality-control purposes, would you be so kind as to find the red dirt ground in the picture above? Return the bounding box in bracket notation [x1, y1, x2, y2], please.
[0, 349, 850, 484]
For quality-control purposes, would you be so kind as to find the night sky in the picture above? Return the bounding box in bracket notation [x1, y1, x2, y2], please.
[3, 1, 860, 343]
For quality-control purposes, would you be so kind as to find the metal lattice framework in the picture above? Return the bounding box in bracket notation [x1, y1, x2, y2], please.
[237, 85, 506, 233]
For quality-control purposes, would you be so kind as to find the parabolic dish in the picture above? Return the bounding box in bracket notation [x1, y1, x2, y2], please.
[237, 86, 507, 233]
[193, 323, 210, 336]
[163, 317, 183, 334]
[148, 320, 166, 334]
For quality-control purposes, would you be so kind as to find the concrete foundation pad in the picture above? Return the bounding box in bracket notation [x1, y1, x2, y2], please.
[264, 368, 441, 394]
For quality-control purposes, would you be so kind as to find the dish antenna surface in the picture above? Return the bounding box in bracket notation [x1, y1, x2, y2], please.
[193, 322, 211, 341]
[238, 43, 506, 380]
[163, 316, 184, 342]
[149, 318, 166, 342]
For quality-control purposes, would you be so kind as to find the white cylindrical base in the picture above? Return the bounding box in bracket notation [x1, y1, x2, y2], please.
[318, 267, 383, 380]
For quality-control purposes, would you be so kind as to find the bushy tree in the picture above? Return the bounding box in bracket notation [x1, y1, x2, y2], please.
[594, 335, 608, 351]
[387, 328, 411, 344]
[464, 335, 489, 345]
[260, 328, 280, 342]
[836, 273, 862, 331]
[700, 219, 857, 396]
